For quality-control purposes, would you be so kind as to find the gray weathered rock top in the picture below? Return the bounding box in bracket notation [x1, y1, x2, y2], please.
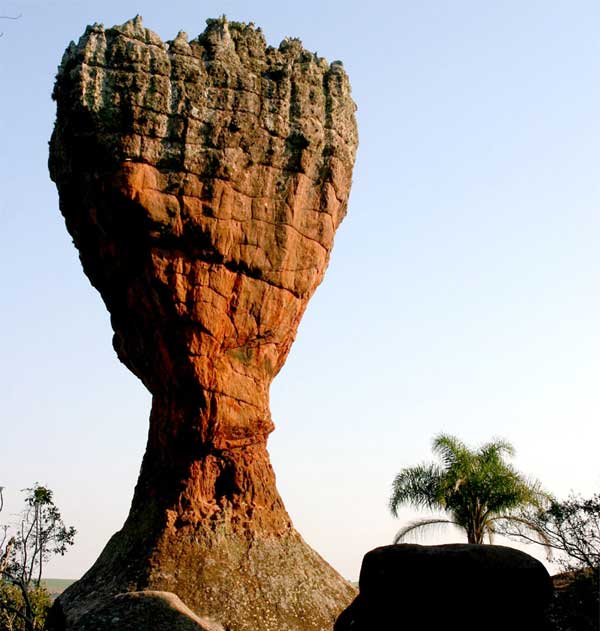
[52, 15, 357, 185]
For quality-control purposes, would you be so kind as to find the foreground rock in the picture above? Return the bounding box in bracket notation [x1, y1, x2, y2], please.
[335, 544, 553, 631]
[50, 592, 225, 631]
[49, 15, 357, 631]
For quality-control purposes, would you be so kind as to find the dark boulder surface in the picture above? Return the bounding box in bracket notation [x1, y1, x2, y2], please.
[335, 544, 554, 631]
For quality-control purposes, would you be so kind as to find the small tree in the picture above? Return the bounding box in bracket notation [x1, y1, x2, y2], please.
[0, 485, 75, 631]
[389, 433, 550, 544]
[499, 494, 600, 631]
[498, 493, 600, 571]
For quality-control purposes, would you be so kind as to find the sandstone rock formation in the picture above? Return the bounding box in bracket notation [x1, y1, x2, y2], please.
[335, 544, 554, 631]
[49, 15, 358, 631]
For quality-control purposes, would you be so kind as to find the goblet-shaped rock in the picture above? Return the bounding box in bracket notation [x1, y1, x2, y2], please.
[49, 16, 358, 631]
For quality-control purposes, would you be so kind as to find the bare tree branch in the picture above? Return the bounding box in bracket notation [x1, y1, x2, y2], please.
[498, 493, 600, 572]
[0, 13, 22, 38]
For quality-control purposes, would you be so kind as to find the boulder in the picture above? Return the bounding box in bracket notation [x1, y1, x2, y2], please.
[74, 592, 224, 631]
[335, 544, 554, 631]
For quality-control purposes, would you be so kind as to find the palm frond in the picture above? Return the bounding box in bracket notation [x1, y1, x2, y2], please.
[520, 478, 554, 508]
[393, 517, 458, 544]
[479, 437, 515, 461]
[485, 522, 495, 544]
[389, 464, 443, 517]
[432, 434, 468, 469]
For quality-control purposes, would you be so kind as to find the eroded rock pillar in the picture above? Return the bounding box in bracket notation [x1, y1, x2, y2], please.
[49, 16, 358, 631]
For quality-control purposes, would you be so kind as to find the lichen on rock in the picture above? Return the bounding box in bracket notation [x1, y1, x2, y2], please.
[49, 15, 358, 631]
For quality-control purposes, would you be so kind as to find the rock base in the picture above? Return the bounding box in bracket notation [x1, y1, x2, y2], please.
[51, 520, 355, 631]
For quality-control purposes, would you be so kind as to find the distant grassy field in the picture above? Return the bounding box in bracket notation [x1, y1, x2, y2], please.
[41, 579, 74, 596]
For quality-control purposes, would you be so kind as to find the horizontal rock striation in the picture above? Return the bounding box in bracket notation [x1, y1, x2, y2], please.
[49, 15, 357, 631]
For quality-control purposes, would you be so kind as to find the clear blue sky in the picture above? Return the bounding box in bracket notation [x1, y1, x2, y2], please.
[1, 0, 599, 580]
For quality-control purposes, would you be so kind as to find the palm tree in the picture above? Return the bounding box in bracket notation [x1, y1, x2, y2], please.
[389, 434, 550, 545]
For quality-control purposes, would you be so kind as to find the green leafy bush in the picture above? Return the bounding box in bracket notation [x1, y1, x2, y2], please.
[0, 582, 51, 631]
